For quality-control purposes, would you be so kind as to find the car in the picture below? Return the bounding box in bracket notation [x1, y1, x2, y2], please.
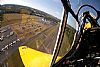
[13, 41, 16, 44]
[17, 39, 20, 41]
[1, 47, 5, 52]
[5, 45, 9, 49]
[10, 31, 14, 36]
[9, 43, 13, 46]
[0, 36, 4, 41]
[6, 35, 10, 38]
[0, 29, 7, 33]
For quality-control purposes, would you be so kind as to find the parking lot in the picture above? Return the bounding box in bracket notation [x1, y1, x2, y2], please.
[0, 25, 22, 63]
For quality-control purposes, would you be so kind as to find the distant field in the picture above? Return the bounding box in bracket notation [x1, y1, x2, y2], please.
[1, 13, 49, 27]
[1, 13, 51, 41]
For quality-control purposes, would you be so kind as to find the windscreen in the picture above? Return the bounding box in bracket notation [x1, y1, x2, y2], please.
[56, 0, 100, 62]
[0, 0, 63, 67]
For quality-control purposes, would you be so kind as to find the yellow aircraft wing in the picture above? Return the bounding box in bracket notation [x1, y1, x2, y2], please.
[19, 46, 61, 67]
[84, 22, 92, 29]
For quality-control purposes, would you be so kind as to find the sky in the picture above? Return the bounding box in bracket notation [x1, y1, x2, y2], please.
[0, 0, 63, 19]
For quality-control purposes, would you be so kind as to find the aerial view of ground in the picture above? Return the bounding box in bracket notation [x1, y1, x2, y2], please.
[0, 4, 75, 67]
